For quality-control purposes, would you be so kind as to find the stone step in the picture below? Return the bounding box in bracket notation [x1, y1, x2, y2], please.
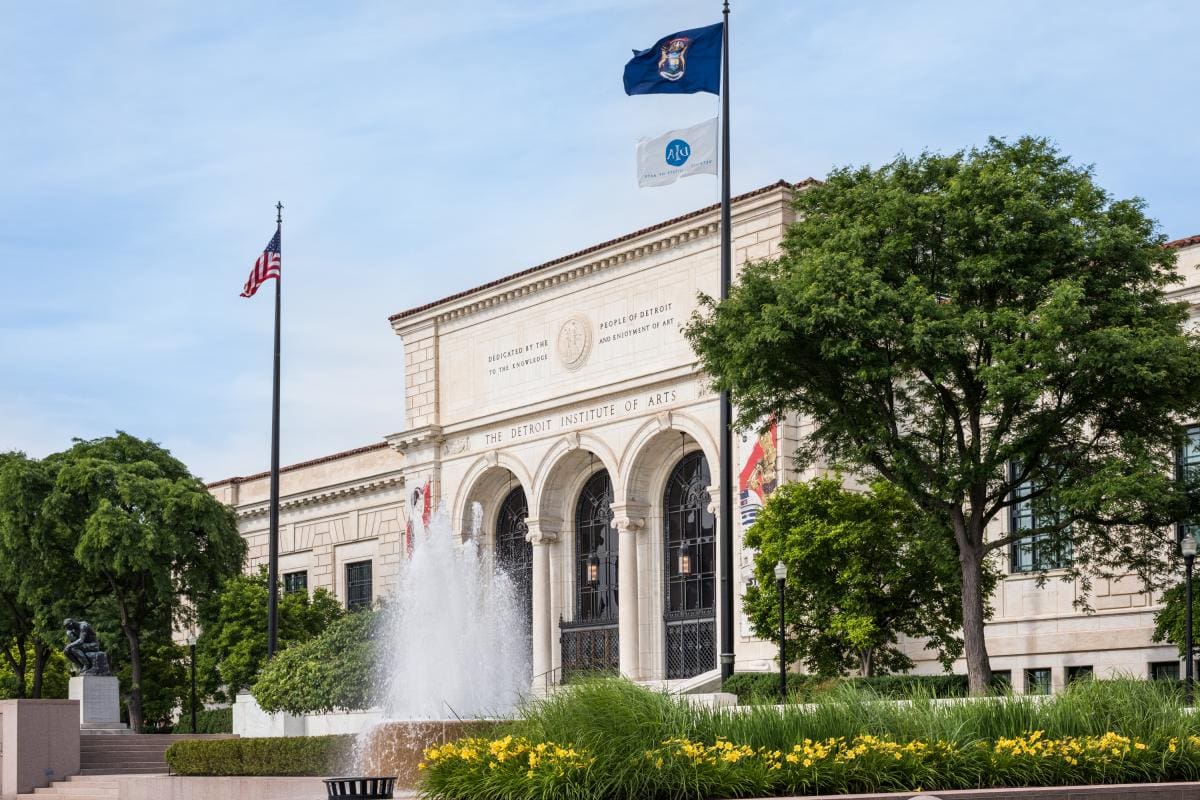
[79, 767, 167, 776]
[17, 776, 121, 799]
[65, 778, 119, 786]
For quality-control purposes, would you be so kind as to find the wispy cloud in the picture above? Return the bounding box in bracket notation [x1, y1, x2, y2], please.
[1, 0, 1196, 478]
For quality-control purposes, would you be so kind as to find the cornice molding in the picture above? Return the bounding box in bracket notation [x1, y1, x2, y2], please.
[428, 221, 719, 327]
[390, 181, 803, 335]
[233, 473, 405, 520]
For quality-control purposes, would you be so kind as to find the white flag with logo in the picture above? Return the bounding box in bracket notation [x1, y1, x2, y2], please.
[636, 116, 718, 188]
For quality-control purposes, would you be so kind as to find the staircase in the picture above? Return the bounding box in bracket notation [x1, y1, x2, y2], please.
[79, 732, 237, 775]
[18, 775, 121, 799]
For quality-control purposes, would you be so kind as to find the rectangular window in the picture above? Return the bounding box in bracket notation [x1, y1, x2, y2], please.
[1177, 426, 1200, 541]
[345, 561, 373, 612]
[283, 571, 308, 595]
[1009, 463, 1072, 573]
[1151, 660, 1180, 681]
[991, 670, 1012, 691]
[1066, 665, 1093, 685]
[1024, 667, 1052, 695]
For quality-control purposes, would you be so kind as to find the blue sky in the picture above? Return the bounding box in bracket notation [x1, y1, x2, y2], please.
[1, 1, 1197, 482]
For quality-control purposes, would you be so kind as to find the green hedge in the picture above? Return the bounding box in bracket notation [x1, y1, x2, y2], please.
[723, 672, 970, 702]
[252, 610, 377, 715]
[165, 735, 354, 776]
[171, 706, 233, 734]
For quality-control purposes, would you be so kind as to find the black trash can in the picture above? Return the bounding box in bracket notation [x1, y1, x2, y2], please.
[323, 776, 397, 798]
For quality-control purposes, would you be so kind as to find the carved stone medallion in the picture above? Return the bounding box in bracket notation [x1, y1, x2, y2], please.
[556, 315, 592, 371]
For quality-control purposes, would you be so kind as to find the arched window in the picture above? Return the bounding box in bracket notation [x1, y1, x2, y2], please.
[664, 451, 716, 678]
[575, 469, 617, 622]
[495, 486, 531, 626]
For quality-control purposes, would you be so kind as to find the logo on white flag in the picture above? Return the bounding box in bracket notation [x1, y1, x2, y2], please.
[636, 117, 718, 188]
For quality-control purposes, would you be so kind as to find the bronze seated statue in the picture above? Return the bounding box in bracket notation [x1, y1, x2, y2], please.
[63, 618, 112, 677]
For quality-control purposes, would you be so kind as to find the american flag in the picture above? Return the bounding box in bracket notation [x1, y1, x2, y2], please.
[240, 229, 281, 298]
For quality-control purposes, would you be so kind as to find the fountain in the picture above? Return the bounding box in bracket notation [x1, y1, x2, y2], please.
[354, 503, 530, 786]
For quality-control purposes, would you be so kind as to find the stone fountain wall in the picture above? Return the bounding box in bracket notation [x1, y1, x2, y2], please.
[357, 720, 503, 788]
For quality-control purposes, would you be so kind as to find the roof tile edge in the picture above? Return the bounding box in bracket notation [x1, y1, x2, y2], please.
[206, 440, 393, 488]
[387, 178, 814, 324]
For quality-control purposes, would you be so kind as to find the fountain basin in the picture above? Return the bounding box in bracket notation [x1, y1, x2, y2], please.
[357, 719, 504, 789]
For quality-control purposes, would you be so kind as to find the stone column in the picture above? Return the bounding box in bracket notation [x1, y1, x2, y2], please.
[526, 517, 559, 693]
[613, 505, 646, 681]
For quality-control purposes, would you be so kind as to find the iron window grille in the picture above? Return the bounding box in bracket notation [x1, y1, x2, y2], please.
[283, 571, 308, 595]
[345, 560, 373, 612]
[1177, 425, 1200, 541]
[1151, 660, 1181, 681]
[495, 486, 532, 630]
[1009, 462, 1072, 573]
[1024, 667, 1052, 695]
[574, 470, 617, 623]
[1066, 665, 1093, 685]
[664, 451, 716, 679]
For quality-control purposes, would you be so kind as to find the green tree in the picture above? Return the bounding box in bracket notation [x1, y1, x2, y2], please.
[253, 609, 377, 715]
[0, 644, 71, 699]
[198, 567, 344, 700]
[0, 452, 81, 698]
[744, 478, 968, 677]
[1152, 578, 1200, 664]
[686, 137, 1200, 693]
[38, 432, 245, 731]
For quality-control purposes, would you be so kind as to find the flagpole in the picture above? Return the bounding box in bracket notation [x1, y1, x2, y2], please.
[266, 201, 283, 659]
[718, 0, 735, 684]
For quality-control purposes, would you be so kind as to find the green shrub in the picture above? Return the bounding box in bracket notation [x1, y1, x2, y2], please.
[723, 672, 970, 702]
[252, 609, 377, 714]
[421, 677, 1200, 800]
[171, 706, 232, 734]
[165, 735, 354, 776]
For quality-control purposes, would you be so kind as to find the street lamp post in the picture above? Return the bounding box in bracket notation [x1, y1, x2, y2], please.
[774, 560, 788, 704]
[187, 633, 198, 733]
[1183, 535, 1197, 706]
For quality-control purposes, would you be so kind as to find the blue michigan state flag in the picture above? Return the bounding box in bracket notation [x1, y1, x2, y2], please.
[623, 22, 722, 95]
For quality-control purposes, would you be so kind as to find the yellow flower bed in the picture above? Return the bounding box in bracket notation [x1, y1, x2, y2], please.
[422, 735, 593, 780]
[420, 731, 1200, 799]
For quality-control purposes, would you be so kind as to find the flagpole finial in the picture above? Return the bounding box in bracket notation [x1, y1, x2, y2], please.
[723, 0, 729, 14]
[276, 201, 283, 225]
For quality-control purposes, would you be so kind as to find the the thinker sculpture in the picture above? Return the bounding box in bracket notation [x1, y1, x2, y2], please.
[63, 618, 111, 676]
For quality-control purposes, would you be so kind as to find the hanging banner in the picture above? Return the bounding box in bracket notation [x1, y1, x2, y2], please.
[405, 479, 432, 556]
[738, 418, 778, 530]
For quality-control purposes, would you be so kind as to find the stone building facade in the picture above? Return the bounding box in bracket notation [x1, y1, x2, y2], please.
[208, 183, 1200, 693]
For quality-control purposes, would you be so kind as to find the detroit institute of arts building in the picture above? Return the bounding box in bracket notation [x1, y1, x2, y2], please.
[207, 181, 1200, 694]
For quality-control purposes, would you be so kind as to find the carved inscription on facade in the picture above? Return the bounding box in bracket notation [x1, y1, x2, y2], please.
[487, 339, 550, 376]
[596, 302, 674, 346]
[478, 387, 681, 447]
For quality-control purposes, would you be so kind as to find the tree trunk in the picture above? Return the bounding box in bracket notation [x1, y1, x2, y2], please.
[957, 534, 993, 695]
[860, 649, 874, 677]
[125, 629, 143, 733]
[3, 638, 28, 699]
[31, 640, 49, 699]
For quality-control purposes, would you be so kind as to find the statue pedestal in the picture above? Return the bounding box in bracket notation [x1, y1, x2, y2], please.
[68, 676, 125, 731]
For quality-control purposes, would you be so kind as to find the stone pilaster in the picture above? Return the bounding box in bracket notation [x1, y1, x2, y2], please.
[612, 503, 647, 681]
[387, 425, 443, 520]
[526, 517, 560, 693]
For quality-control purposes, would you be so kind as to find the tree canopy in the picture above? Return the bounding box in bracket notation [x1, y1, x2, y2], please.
[198, 567, 344, 700]
[29, 432, 245, 730]
[686, 136, 1200, 693]
[743, 478, 969, 677]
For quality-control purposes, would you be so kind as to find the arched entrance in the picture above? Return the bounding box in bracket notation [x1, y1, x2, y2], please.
[495, 486, 531, 629]
[663, 451, 716, 678]
[559, 468, 619, 676]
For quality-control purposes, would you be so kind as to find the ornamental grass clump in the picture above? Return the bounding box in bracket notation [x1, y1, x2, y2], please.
[418, 678, 1200, 800]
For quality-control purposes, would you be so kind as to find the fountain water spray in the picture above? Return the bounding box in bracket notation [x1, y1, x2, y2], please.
[376, 502, 530, 719]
